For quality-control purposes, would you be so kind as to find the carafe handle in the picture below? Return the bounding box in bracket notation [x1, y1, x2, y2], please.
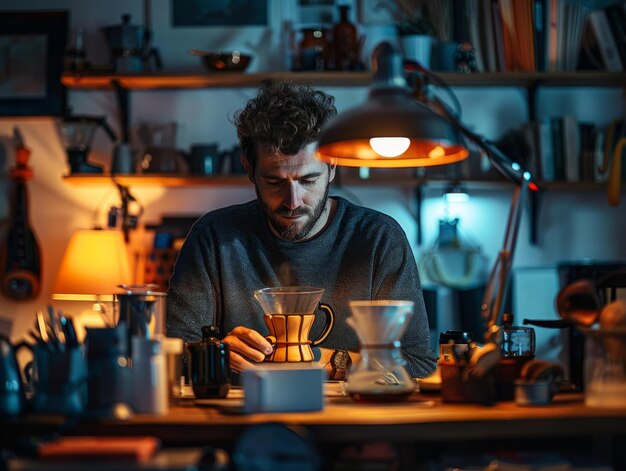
[311, 303, 334, 346]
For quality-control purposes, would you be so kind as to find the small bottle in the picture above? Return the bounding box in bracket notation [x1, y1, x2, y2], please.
[333, 5, 358, 71]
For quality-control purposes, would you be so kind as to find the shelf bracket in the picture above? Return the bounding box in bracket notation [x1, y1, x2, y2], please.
[525, 80, 540, 245]
[525, 82, 539, 123]
[529, 187, 542, 245]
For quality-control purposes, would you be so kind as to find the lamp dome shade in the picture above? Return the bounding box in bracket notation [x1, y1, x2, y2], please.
[52, 229, 132, 301]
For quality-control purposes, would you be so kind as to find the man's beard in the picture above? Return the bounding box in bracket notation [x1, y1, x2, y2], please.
[258, 182, 330, 242]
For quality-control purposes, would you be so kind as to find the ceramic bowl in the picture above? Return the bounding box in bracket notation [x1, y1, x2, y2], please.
[201, 51, 252, 72]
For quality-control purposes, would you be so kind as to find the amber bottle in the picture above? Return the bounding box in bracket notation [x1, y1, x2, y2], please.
[332, 5, 358, 71]
[299, 27, 330, 71]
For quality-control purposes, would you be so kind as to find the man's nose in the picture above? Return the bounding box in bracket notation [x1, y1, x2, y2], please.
[283, 181, 303, 209]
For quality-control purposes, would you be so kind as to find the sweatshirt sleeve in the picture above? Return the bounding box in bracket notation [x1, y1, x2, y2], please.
[166, 223, 216, 342]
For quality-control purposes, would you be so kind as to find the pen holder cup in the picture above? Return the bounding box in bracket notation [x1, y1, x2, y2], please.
[32, 344, 87, 415]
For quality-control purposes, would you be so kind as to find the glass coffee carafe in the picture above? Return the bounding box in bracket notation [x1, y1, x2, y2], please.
[345, 300, 416, 403]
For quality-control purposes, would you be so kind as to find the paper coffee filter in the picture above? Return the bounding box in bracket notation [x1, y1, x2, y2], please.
[254, 286, 325, 315]
[347, 300, 414, 344]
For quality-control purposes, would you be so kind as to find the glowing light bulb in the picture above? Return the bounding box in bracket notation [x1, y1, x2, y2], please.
[369, 137, 410, 157]
[429, 146, 445, 158]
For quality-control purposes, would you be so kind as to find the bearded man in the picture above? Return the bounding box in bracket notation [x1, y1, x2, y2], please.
[166, 82, 436, 378]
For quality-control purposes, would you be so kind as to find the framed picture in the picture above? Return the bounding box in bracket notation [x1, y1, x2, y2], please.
[0, 11, 68, 117]
[298, 0, 336, 24]
[172, 0, 268, 27]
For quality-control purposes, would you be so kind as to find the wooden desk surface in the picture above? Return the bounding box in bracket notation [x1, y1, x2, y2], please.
[26, 393, 622, 445]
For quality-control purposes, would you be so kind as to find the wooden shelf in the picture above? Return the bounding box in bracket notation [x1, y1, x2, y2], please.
[61, 71, 626, 90]
[62, 174, 249, 187]
[62, 173, 609, 192]
[340, 177, 609, 192]
[61, 71, 374, 90]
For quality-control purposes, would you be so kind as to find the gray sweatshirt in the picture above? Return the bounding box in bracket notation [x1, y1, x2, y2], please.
[166, 196, 437, 377]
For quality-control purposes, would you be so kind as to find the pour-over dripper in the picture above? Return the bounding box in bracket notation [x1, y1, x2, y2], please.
[345, 300, 415, 402]
[254, 286, 324, 315]
[253, 287, 335, 362]
[347, 300, 414, 346]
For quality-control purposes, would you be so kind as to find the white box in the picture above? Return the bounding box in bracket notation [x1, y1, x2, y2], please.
[242, 365, 324, 413]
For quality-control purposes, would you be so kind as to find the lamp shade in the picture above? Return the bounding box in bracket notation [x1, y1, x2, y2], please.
[316, 43, 469, 168]
[317, 86, 469, 168]
[52, 229, 132, 301]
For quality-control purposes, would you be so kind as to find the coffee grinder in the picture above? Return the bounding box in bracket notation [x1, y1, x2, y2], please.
[57, 115, 117, 174]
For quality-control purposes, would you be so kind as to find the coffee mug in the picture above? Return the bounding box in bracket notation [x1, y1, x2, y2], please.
[254, 287, 335, 363]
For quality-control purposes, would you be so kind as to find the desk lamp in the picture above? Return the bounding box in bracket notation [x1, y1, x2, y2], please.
[52, 228, 132, 331]
[316, 42, 539, 339]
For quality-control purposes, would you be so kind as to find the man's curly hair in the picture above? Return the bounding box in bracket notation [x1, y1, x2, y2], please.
[233, 81, 337, 169]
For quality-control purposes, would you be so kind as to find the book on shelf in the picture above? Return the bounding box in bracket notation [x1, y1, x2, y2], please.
[537, 117, 556, 182]
[533, 0, 548, 71]
[561, 2, 589, 71]
[605, 3, 626, 68]
[594, 128, 609, 182]
[470, 0, 592, 72]
[492, 0, 508, 71]
[579, 123, 597, 182]
[498, 0, 536, 71]
[547, 0, 560, 71]
[562, 114, 581, 182]
[588, 8, 624, 71]
[551, 117, 565, 181]
[479, 0, 499, 72]
[467, 0, 486, 72]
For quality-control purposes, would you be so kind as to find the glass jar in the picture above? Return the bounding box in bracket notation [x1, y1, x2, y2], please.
[584, 328, 626, 408]
[498, 313, 535, 400]
[299, 27, 330, 71]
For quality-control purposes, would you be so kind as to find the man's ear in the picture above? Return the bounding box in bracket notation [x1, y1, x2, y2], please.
[241, 155, 254, 184]
[328, 163, 337, 183]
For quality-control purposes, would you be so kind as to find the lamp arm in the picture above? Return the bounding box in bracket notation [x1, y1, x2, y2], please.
[414, 92, 531, 339]
[481, 184, 527, 339]
[416, 93, 526, 185]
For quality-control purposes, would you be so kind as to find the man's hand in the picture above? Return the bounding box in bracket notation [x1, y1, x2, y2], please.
[222, 326, 273, 372]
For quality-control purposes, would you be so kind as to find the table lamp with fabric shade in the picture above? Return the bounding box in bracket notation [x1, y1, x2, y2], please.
[52, 228, 132, 302]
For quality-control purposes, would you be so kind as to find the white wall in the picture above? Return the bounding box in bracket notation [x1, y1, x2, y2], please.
[1, 0, 625, 342]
